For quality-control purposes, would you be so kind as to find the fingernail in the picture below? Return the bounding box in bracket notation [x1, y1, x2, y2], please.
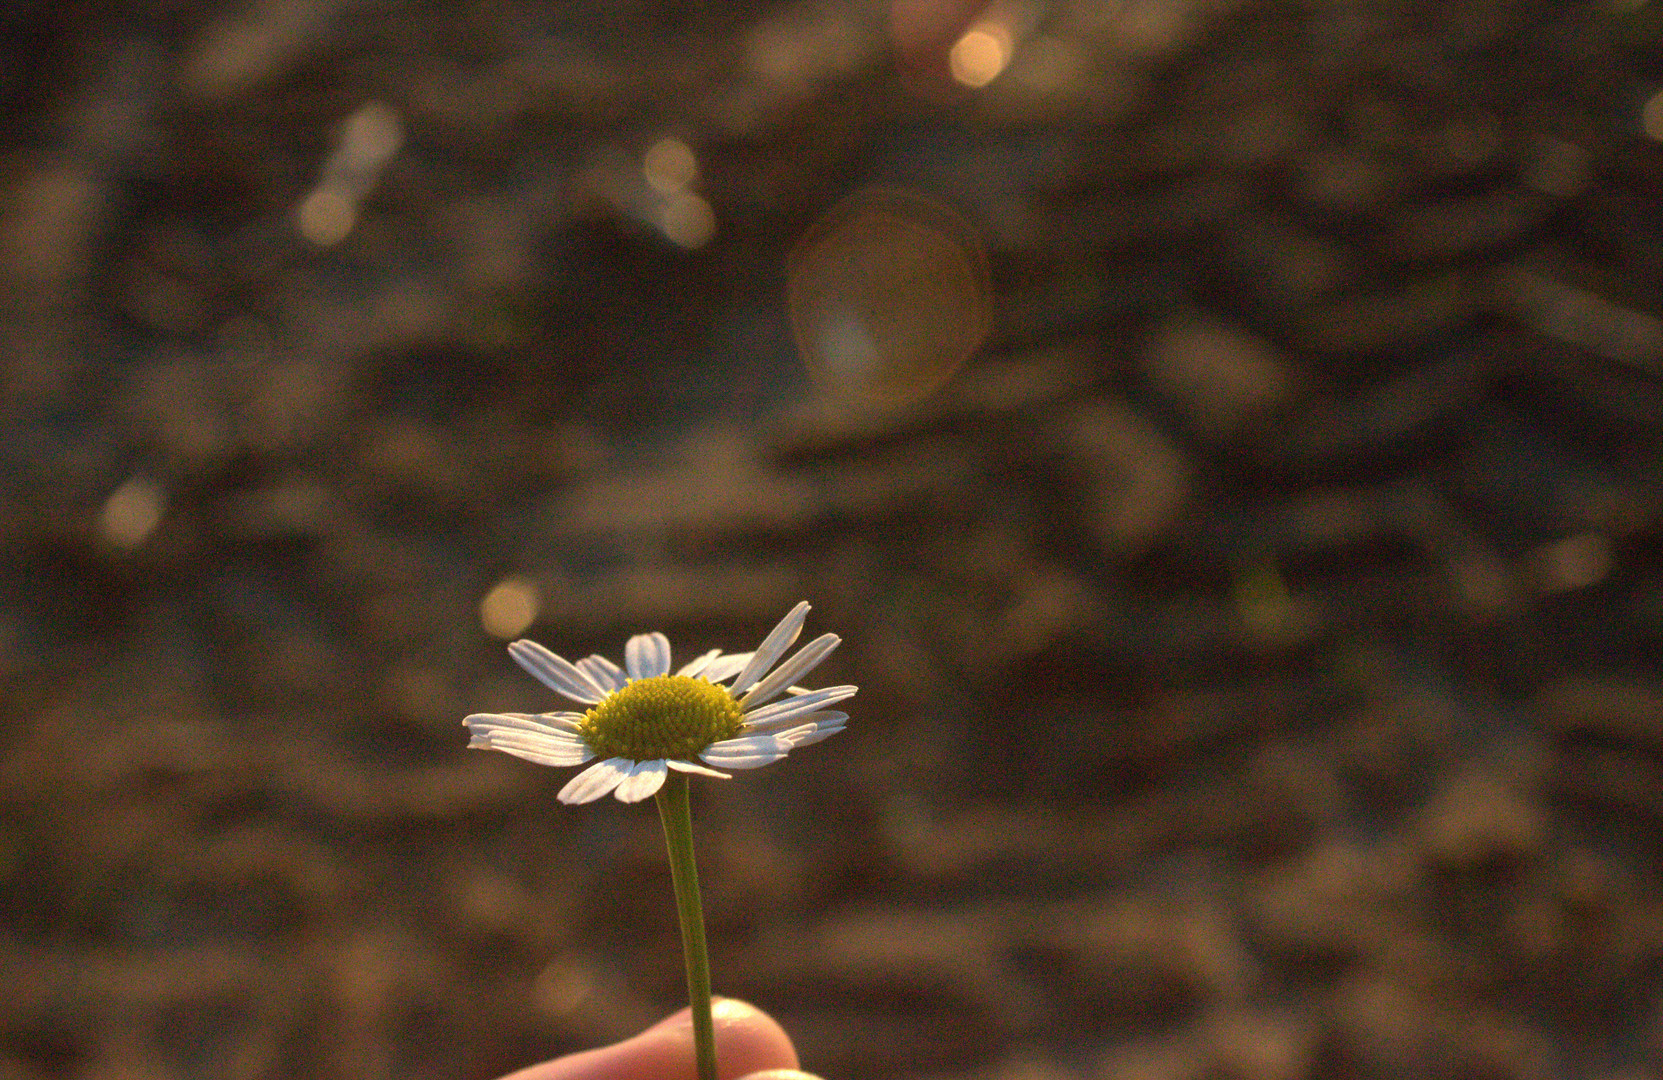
[711, 997, 758, 1022]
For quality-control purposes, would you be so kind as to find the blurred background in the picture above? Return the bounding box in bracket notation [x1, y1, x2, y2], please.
[3, 1, 1662, 1078]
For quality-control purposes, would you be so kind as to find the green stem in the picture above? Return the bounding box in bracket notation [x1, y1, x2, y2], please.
[656, 771, 717, 1080]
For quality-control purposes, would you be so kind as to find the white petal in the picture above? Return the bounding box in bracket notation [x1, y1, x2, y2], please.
[488, 741, 594, 768]
[728, 602, 809, 695]
[700, 652, 753, 684]
[558, 757, 635, 804]
[700, 734, 792, 769]
[739, 633, 841, 707]
[536, 712, 588, 734]
[668, 759, 732, 779]
[463, 711, 584, 736]
[480, 727, 588, 752]
[742, 709, 846, 737]
[469, 733, 589, 760]
[784, 719, 845, 747]
[475, 732, 594, 767]
[740, 684, 857, 728]
[675, 648, 722, 678]
[577, 655, 626, 692]
[482, 735, 592, 762]
[625, 632, 671, 679]
[613, 759, 669, 803]
[508, 640, 608, 704]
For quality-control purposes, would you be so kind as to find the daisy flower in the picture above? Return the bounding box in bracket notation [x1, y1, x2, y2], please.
[465, 601, 853, 804]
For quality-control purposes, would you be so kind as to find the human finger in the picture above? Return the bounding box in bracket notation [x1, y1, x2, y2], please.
[499, 997, 798, 1080]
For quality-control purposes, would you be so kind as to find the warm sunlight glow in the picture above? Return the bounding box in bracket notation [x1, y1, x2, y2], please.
[480, 576, 541, 640]
[293, 101, 403, 247]
[949, 22, 1012, 88]
[662, 192, 716, 249]
[99, 476, 166, 549]
[644, 137, 698, 195]
[293, 186, 355, 247]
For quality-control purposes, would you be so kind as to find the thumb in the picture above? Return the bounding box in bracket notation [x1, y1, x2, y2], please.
[501, 997, 800, 1080]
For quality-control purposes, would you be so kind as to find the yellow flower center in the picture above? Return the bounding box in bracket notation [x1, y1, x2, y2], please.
[579, 675, 745, 761]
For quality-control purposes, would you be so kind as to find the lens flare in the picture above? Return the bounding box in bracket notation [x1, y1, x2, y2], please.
[787, 188, 990, 411]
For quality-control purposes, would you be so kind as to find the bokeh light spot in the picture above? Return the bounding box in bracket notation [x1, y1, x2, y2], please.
[292, 100, 403, 248]
[1531, 533, 1612, 593]
[643, 137, 698, 196]
[787, 188, 991, 411]
[99, 476, 166, 550]
[338, 101, 404, 170]
[950, 22, 1012, 88]
[661, 192, 716, 249]
[1642, 88, 1663, 143]
[479, 576, 541, 640]
[294, 186, 356, 247]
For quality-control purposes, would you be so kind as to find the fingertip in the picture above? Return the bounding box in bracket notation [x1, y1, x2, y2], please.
[501, 999, 797, 1080]
[710, 997, 799, 1077]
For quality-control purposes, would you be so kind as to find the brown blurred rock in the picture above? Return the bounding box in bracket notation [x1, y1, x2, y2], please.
[1417, 770, 1547, 869]
[1142, 316, 1298, 438]
[1058, 398, 1189, 556]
